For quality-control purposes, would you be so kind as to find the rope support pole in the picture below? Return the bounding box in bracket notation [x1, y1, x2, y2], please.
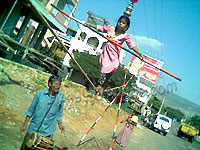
[76, 71, 134, 148]
[109, 70, 130, 150]
[76, 93, 120, 147]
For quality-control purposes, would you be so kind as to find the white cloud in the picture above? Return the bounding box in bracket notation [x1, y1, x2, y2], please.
[130, 35, 164, 51]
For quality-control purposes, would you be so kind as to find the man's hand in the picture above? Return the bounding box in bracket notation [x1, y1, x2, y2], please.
[58, 121, 65, 133]
[20, 116, 30, 135]
[20, 124, 27, 135]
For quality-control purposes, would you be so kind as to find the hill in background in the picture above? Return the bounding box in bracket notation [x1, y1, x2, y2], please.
[158, 92, 200, 116]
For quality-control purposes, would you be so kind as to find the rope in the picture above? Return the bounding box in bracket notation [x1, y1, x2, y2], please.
[104, 74, 135, 92]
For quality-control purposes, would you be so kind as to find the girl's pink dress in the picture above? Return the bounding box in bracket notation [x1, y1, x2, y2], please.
[115, 123, 134, 147]
[97, 25, 135, 74]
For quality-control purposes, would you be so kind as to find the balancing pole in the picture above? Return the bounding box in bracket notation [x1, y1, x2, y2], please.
[51, 4, 182, 82]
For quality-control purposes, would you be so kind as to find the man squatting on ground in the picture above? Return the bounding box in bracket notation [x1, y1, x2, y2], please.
[20, 75, 65, 150]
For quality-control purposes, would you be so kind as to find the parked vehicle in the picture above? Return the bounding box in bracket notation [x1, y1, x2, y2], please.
[152, 114, 172, 136]
[177, 122, 198, 143]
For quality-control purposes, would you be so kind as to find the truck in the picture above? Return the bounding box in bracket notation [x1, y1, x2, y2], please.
[177, 122, 198, 143]
[152, 114, 172, 136]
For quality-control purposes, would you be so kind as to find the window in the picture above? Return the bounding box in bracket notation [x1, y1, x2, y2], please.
[101, 42, 107, 49]
[66, 28, 77, 37]
[87, 37, 99, 51]
[159, 117, 169, 123]
[78, 32, 86, 41]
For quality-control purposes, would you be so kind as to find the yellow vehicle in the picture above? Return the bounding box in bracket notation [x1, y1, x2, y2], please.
[177, 122, 198, 143]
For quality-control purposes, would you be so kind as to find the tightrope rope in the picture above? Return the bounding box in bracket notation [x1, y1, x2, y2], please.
[104, 74, 135, 92]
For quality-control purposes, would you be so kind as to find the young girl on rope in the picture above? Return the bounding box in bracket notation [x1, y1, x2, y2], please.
[86, 15, 143, 95]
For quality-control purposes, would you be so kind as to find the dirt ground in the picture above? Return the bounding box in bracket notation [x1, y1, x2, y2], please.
[0, 58, 137, 150]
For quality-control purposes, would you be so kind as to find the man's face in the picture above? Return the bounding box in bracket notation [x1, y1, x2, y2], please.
[48, 81, 61, 93]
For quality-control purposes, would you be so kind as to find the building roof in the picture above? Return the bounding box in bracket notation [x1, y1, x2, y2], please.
[87, 11, 109, 26]
[29, 0, 67, 33]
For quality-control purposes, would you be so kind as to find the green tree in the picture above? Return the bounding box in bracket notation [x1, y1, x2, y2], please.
[70, 51, 101, 80]
[70, 51, 135, 88]
[161, 107, 184, 122]
[188, 115, 200, 130]
[147, 96, 162, 114]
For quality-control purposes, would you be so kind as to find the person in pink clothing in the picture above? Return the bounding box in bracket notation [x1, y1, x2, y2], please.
[115, 112, 139, 147]
[87, 16, 143, 94]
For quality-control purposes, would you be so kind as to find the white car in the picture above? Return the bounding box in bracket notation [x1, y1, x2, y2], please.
[153, 114, 172, 136]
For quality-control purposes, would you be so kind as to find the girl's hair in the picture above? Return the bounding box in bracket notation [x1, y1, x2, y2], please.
[115, 15, 130, 32]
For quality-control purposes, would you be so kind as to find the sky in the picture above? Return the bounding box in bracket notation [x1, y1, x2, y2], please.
[65, 0, 200, 105]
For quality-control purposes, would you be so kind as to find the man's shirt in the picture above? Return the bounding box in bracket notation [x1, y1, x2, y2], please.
[26, 89, 65, 136]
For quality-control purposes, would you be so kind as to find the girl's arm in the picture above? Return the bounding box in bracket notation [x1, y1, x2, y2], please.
[125, 34, 144, 59]
[131, 46, 145, 59]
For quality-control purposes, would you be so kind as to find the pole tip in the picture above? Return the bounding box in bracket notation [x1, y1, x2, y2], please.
[130, 0, 138, 3]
